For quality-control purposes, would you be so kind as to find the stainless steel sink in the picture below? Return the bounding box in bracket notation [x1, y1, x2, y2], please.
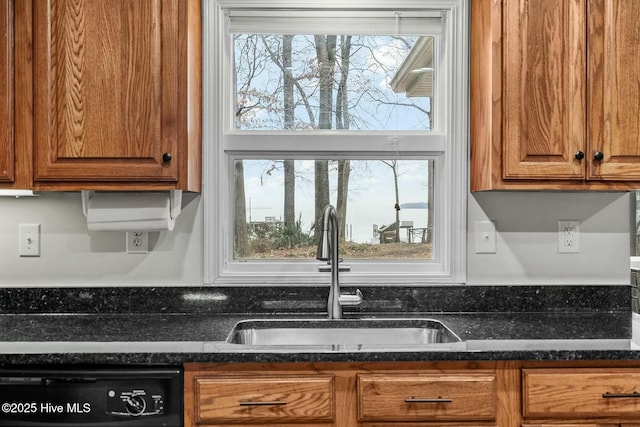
[226, 318, 462, 346]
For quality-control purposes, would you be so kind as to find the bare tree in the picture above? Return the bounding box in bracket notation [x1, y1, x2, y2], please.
[381, 160, 401, 243]
[335, 35, 352, 240]
[313, 35, 336, 241]
[234, 160, 250, 256]
[427, 163, 434, 244]
[283, 35, 295, 228]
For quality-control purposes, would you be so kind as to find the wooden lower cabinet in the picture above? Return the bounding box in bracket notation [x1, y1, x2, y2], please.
[184, 361, 516, 427]
[523, 368, 640, 419]
[522, 425, 620, 427]
[194, 375, 335, 424]
[357, 373, 496, 423]
[522, 366, 640, 427]
[184, 361, 640, 427]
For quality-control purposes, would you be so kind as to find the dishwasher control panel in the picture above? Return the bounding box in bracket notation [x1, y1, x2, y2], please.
[106, 388, 165, 416]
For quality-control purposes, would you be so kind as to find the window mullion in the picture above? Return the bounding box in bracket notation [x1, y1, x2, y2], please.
[224, 133, 447, 154]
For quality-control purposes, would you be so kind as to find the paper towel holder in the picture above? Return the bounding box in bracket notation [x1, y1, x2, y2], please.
[81, 190, 182, 231]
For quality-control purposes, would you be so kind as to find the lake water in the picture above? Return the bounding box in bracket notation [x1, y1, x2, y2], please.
[251, 203, 429, 244]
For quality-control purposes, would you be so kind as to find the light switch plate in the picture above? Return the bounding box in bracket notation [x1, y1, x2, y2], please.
[19, 223, 41, 257]
[474, 220, 496, 254]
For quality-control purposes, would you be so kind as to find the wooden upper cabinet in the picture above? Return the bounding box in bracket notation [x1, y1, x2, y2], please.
[471, 0, 640, 191]
[32, 0, 201, 191]
[587, 0, 640, 182]
[0, 0, 14, 184]
[503, 0, 586, 181]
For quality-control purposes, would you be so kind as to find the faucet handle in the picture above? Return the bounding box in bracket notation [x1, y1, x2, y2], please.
[318, 263, 351, 273]
[339, 289, 363, 306]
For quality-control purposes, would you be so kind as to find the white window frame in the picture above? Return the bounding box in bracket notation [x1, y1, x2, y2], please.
[203, 0, 468, 286]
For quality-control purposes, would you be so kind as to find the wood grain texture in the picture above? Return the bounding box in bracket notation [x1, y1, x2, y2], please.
[523, 424, 619, 427]
[0, 0, 13, 183]
[523, 368, 640, 419]
[30, 0, 201, 190]
[195, 375, 335, 424]
[470, 0, 640, 190]
[587, 0, 640, 181]
[184, 361, 506, 427]
[503, 0, 586, 180]
[357, 373, 496, 422]
[470, 0, 503, 192]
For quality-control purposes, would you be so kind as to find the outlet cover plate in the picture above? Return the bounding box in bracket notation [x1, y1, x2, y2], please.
[475, 220, 497, 254]
[558, 220, 580, 253]
[126, 231, 148, 254]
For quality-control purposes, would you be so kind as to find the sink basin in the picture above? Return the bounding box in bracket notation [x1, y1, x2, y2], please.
[226, 319, 462, 346]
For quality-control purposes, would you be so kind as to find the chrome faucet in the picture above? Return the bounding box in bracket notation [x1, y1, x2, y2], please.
[316, 204, 362, 319]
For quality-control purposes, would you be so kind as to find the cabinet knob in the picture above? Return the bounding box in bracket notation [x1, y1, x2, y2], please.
[593, 151, 604, 161]
[162, 153, 172, 162]
[574, 151, 584, 160]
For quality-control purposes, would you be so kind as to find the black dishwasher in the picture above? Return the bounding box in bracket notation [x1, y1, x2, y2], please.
[0, 366, 182, 426]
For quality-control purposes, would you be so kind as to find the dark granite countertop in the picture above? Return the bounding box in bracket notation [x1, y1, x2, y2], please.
[0, 285, 636, 365]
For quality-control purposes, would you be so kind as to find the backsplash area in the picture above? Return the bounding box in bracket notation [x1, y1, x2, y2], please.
[0, 285, 630, 315]
[0, 191, 632, 286]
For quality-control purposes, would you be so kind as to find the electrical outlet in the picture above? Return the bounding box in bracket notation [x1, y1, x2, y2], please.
[558, 220, 580, 253]
[474, 220, 497, 254]
[19, 223, 41, 257]
[126, 231, 148, 254]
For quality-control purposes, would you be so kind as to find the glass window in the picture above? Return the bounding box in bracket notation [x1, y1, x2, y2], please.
[236, 159, 435, 260]
[234, 34, 435, 131]
[203, 0, 468, 285]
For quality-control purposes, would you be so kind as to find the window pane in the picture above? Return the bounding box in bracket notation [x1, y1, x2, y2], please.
[233, 35, 435, 131]
[233, 159, 435, 260]
[634, 191, 640, 256]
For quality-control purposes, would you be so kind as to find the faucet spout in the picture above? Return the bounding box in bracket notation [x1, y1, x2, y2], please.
[316, 204, 361, 319]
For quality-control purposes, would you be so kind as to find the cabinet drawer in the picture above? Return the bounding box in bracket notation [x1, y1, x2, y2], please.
[523, 368, 640, 418]
[195, 375, 335, 424]
[357, 373, 496, 422]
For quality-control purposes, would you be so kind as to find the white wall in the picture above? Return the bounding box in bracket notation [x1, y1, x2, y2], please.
[467, 191, 631, 285]
[0, 192, 203, 286]
[0, 190, 631, 287]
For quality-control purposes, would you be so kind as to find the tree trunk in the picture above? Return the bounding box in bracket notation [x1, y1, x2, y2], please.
[234, 160, 250, 257]
[427, 162, 434, 245]
[283, 35, 295, 228]
[335, 36, 352, 240]
[336, 161, 350, 240]
[392, 162, 400, 243]
[313, 35, 336, 241]
[381, 160, 401, 243]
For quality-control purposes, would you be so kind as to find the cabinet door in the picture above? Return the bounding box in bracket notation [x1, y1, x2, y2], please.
[523, 425, 619, 427]
[193, 375, 335, 425]
[0, 0, 13, 183]
[503, 0, 586, 180]
[357, 373, 496, 423]
[523, 368, 640, 419]
[587, 0, 640, 181]
[33, 0, 179, 184]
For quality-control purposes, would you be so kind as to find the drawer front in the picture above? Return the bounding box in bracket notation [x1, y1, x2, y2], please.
[195, 375, 334, 424]
[357, 373, 496, 422]
[523, 368, 640, 418]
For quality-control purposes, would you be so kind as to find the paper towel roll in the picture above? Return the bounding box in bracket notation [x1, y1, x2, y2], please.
[82, 191, 182, 231]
